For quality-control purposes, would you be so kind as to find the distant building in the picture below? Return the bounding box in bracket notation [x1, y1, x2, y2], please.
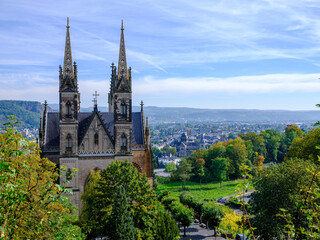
[172, 132, 206, 157]
[39, 19, 153, 209]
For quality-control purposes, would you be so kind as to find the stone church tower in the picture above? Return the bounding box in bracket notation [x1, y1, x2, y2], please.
[39, 19, 153, 208]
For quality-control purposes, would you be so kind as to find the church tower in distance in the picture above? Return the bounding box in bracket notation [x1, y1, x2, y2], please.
[59, 17, 80, 156]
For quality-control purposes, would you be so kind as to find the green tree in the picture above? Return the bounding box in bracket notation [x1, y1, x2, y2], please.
[203, 205, 225, 239]
[226, 138, 248, 179]
[155, 210, 180, 240]
[195, 158, 205, 185]
[165, 162, 176, 173]
[175, 206, 194, 237]
[286, 128, 320, 163]
[250, 159, 317, 239]
[0, 116, 84, 239]
[107, 186, 136, 240]
[80, 160, 157, 239]
[173, 159, 193, 191]
[210, 157, 228, 187]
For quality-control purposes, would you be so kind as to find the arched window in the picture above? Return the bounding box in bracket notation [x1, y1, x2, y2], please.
[66, 101, 72, 117]
[121, 134, 127, 150]
[94, 132, 99, 145]
[66, 134, 72, 152]
[121, 102, 126, 116]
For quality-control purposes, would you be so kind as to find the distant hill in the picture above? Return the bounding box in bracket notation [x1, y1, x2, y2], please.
[1, 100, 320, 129]
[139, 106, 320, 124]
[0, 100, 51, 129]
[50, 104, 320, 124]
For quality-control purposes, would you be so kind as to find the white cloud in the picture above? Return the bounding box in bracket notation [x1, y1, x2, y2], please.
[134, 73, 320, 95]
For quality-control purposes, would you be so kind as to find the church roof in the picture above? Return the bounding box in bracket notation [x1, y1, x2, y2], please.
[44, 111, 144, 149]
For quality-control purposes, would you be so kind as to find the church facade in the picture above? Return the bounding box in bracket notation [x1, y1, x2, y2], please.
[39, 19, 153, 208]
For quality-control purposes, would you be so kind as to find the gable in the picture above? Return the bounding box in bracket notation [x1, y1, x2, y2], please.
[79, 113, 114, 154]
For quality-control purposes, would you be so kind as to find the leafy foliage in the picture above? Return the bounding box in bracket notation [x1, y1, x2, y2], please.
[0, 115, 84, 239]
[80, 160, 158, 239]
[250, 159, 318, 239]
[155, 210, 180, 240]
[107, 186, 136, 240]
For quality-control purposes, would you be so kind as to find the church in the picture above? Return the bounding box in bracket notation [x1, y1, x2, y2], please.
[39, 18, 153, 208]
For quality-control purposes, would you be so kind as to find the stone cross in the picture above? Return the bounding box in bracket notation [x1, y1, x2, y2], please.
[92, 91, 99, 108]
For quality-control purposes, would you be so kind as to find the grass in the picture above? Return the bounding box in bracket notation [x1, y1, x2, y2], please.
[156, 180, 241, 201]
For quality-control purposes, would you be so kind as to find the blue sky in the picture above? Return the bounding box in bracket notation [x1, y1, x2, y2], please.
[1, 0, 320, 110]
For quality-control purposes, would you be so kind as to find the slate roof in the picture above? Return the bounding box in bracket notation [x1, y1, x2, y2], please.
[44, 111, 144, 148]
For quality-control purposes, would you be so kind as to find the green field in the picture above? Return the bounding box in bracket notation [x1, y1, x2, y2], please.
[156, 180, 241, 201]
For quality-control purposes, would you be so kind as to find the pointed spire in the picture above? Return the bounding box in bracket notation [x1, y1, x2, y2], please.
[118, 19, 128, 80]
[63, 17, 74, 79]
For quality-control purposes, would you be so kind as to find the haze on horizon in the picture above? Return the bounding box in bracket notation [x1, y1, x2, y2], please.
[1, 0, 320, 110]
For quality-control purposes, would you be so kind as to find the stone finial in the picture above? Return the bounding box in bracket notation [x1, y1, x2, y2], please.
[140, 100, 144, 112]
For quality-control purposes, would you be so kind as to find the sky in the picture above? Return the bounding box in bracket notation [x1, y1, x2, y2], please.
[1, 0, 320, 110]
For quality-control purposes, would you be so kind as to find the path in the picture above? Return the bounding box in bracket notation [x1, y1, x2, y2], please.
[154, 168, 170, 177]
[179, 221, 227, 240]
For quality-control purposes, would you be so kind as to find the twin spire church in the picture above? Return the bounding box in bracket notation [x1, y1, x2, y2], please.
[39, 19, 153, 207]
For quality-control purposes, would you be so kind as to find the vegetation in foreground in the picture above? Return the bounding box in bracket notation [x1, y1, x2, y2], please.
[0, 116, 84, 239]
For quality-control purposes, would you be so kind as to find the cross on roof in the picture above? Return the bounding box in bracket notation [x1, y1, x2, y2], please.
[92, 91, 99, 108]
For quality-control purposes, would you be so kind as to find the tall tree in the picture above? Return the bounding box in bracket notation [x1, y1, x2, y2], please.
[155, 210, 180, 240]
[0, 116, 84, 239]
[250, 159, 317, 239]
[226, 138, 248, 179]
[195, 158, 205, 185]
[210, 157, 228, 187]
[286, 128, 320, 163]
[174, 159, 193, 191]
[80, 160, 157, 239]
[107, 186, 136, 240]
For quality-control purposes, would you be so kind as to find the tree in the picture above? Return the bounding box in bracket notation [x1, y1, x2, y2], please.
[107, 186, 136, 240]
[260, 129, 281, 163]
[203, 205, 225, 239]
[253, 155, 264, 171]
[173, 159, 193, 191]
[210, 157, 228, 187]
[175, 206, 194, 237]
[0, 116, 84, 239]
[195, 158, 205, 185]
[165, 162, 176, 173]
[155, 210, 180, 240]
[286, 128, 320, 163]
[80, 160, 157, 239]
[225, 138, 248, 179]
[207, 142, 226, 161]
[250, 159, 317, 239]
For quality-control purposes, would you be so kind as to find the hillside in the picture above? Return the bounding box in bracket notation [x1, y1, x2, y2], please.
[0, 100, 50, 129]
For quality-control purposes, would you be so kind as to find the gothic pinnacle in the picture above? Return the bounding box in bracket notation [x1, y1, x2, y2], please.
[118, 19, 127, 80]
[63, 17, 74, 79]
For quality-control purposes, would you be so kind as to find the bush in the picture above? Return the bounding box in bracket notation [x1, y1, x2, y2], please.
[157, 190, 170, 201]
[162, 196, 179, 207]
